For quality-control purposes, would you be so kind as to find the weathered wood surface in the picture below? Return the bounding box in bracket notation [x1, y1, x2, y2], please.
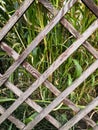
[0, 74, 61, 129]
[93, 125, 98, 130]
[0, 0, 35, 41]
[0, 0, 77, 87]
[0, 19, 97, 126]
[21, 60, 98, 130]
[0, 0, 98, 129]
[1, 42, 96, 127]
[59, 97, 98, 130]
[39, 0, 98, 59]
[0, 105, 25, 129]
[82, 0, 98, 18]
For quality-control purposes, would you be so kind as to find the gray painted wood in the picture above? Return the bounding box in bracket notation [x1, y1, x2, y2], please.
[82, 0, 98, 18]
[5, 80, 61, 128]
[60, 98, 98, 130]
[0, 0, 98, 129]
[1, 42, 96, 127]
[0, 0, 77, 87]
[0, 17, 97, 127]
[0, 0, 34, 41]
[22, 59, 98, 130]
[93, 125, 98, 130]
[0, 105, 25, 129]
[39, 0, 98, 58]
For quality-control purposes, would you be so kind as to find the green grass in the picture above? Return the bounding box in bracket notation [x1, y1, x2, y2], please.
[0, 0, 98, 129]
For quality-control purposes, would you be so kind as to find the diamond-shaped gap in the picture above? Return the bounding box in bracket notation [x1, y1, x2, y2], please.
[0, 0, 25, 29]
[3, 1, 50, 55]
[60, 68, 98, 129]
[1, 0, 76, 82]
[39, 1, 98, 59]
[0, 48, 14, 74]
[67, 68, 98, 111]
[18, 98, 75, 130]
[25, 23, 75, 73]
[0, 28, 95, 130]
[24, 36, 96, 110]
[29, 84, 57, 108]
[0, 118, 20, 130]
[61, 73, 98, 130]
[50, 104, 75, 125]
[0, 85, 17, 110]
[0, 79, 59, 129]
[2, 0, 77, 74]
[73, 109, 98, 130]
[10, 85, 60, 129]
[73, 119, 89, 129]
[0, 104, 25, 129]
[64, 0, 96, 33]
[7, 66, 36, 92]
[12, 103, 38, 125]
[87, 29, 98, 51]
[51, 101, 91, 130]
[21, 48, 96, 128]
[52, 45, 95, 93]
[34, 118, 57, 130]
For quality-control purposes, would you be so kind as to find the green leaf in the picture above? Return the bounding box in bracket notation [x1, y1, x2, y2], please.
[24, 112, 38, 124]
[8, 123, 13, 130]
[73, 59, 82, 77]
[91, 75, 95, 87]
[67, 74, 72, 86]
[0, 98, 15, 102]
[0, 51, 6, 56]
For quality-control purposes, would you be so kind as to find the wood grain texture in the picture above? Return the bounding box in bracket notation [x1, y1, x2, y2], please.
[0, 105, 25, 129]
[0, 0, 98, 129]
[93, 125, 98, 130]
[0, 18, 97, 126]
[60, 97, 98, 130]
[22, 59, 98, 130]
[1, 42, 96, 127]
[4, 78, 61, 129]
[0, 0, 34, 41]
[0, 0, 77, 87]
[82, 0, 98, 18]
[39, 0, 98, 58]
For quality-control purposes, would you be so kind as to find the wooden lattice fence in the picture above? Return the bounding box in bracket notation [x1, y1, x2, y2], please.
[0, 0, 98, 129]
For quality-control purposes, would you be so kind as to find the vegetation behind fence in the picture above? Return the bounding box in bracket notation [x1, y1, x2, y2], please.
[0, 0, 98, 129]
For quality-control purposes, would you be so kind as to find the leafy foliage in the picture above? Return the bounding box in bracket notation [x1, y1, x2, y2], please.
[0, 0, 98, 129]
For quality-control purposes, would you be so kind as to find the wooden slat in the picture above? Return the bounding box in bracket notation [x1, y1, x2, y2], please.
[0, 0, 98, 129]
[21, 60, 98, 130]
[82, 0, 98, 18]
[0, 19, 97, 125]
[0, 105, 25, 129]
[93, 125, 98, 130]
[1, 42, 96, 127]
[39, 0, 98, 59]
[0, 76, 61, 129]
[0, 0, 35, 41]
[59, 97, 98, 130]
[0, 0, 77, 87]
